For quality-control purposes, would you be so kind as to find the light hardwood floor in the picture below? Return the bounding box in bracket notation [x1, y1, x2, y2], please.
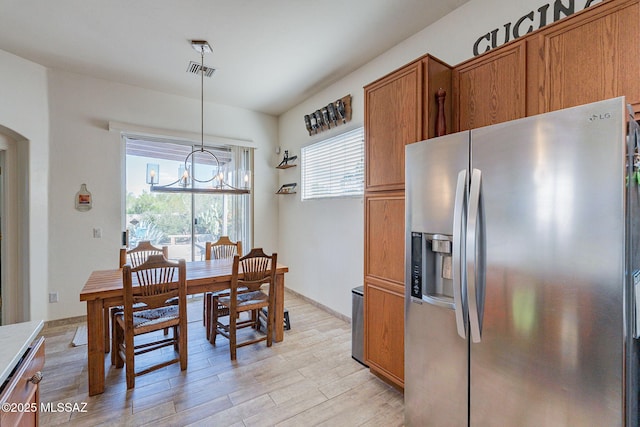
[38, 290, 404, 426]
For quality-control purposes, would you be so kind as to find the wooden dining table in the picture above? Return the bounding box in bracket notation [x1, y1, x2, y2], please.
[79, 258, 289, 396]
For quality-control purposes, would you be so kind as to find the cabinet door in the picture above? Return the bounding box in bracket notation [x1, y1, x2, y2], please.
[365, 61, 422, 191]
[365, 193, 405, 285]
[454, 40, 526, 131]
[364, 281, 404, 388]
[533, 0, 640, 113]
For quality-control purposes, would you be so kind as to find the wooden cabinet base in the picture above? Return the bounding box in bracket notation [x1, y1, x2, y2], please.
[364, 281, 404, 389]
[370, 365, 404, 392]
[0, 337, 45, 427]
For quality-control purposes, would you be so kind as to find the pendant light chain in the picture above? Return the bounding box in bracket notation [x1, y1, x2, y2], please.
[200, 50, 204, 153]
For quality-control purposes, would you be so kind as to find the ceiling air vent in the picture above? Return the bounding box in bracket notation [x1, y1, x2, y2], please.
[187, 61, 216, 78]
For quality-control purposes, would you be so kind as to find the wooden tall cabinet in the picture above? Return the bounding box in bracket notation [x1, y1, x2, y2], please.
[363, 55, 452, 389]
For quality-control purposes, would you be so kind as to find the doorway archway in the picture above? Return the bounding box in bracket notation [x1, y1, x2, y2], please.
[0, 128, 29, 324]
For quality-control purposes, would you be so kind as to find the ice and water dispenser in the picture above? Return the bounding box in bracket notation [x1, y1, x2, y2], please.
[411, 232, 455, 307]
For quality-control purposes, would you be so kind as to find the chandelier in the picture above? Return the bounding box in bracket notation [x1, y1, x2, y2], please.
[149, 40, 250, 194]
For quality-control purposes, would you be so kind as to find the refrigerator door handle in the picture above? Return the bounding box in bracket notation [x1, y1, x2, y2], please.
[467, 168, 485, 343]
[452, 169, 468, 339]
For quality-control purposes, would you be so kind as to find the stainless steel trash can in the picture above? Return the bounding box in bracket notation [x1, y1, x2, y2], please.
[352, 286, 367, 366]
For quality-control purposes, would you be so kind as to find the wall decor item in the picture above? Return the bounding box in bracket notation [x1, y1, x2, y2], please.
[472, 0, 598, 56]
[277, 150, 297, 169]
[75, 183, 93, 211]
[304, 94, 352, 136]
[276, 183, 297, 194]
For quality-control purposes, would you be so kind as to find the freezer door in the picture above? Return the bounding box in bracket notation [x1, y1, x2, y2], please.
[405, 132, 469, 426]
[469, 98, 627, 426]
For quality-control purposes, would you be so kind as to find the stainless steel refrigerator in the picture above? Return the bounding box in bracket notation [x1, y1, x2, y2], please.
[405, 97, 640, 426]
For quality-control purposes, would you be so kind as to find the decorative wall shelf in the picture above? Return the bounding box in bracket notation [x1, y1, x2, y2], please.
[276, 183, 297, 194]
[277, 150, 297, 169]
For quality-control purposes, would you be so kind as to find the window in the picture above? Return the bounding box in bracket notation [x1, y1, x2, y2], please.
[125, 136, 252, 261]
[301, 127, 364, 200]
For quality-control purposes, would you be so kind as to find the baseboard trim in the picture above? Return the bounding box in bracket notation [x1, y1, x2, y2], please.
[285, 287, 351, 324]
[44, 315, 87, 329]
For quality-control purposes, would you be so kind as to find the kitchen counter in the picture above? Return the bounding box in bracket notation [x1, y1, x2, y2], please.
[0, 320, 44, 387]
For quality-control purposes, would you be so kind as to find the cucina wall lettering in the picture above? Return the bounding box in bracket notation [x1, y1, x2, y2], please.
[473, 0, 602, 56]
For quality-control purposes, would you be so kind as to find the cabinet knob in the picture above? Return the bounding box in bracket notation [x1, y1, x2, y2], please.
[28, 371, 43, 384]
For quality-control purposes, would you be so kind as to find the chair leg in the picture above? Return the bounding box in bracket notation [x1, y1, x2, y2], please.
[203, 292, 209, 327]
[210, 298, 219, 344]
[111, 311, 116, 366]
[179, 324, 187, 370]
[266, 304, 273, 348]
[125, 325, 135, 389]
[114, 319, 124, 369]
[251, 309, 258, 329]
[103, 308, 111, 354]
[110, 308, 121, 365]
[204, 293, 211, 340]
[229, 309, 237, 360]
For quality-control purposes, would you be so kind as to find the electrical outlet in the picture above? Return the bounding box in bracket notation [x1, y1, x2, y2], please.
[49, 292, 59, 303]
[93, 227, 102, 239]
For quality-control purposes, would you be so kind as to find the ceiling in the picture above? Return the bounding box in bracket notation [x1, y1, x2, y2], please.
[0, 0, 469, 116]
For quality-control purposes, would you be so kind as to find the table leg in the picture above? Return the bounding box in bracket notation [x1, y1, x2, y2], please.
[274, 273, 284, 342]
[87, 300, 105, 396]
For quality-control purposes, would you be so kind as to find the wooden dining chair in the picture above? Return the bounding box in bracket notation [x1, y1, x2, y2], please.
[113, 254, 188, 389]
[210, 248, 277, 360]
[108, 241, 168, 365]
[203, 236, 242, 339]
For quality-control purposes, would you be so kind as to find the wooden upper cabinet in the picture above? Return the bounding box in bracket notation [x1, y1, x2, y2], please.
[454, 40, 527, 131]
[529, 0, 640, 114]
[364, 61, 422, 192]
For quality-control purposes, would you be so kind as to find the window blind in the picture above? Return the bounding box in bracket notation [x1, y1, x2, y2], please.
[301, 127, 364, 200]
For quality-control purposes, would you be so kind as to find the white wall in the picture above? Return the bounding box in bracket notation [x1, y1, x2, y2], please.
[0, 49, 49, 323]
[277, 0, 601, 318]
[46, 69, 279, 320]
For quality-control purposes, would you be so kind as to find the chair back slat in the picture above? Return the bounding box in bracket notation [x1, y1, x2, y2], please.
[212, 244, 237, 259]
[125, 255, 182, 307]
[234, 248, 277, 292]
[205, 236, 242, 260]
[120, 240, 168, 268]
